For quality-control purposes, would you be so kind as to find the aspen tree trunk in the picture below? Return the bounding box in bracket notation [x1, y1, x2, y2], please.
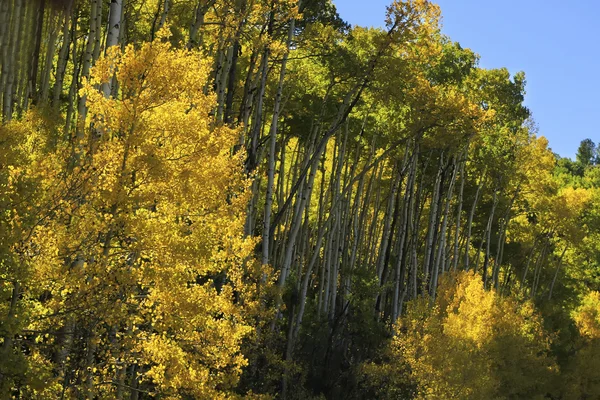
[218, 0, 251, 122]
[482, 188, 499, 288]
[15, 0, 32, 117]
[273, 172, 314, 324]
[246, 48, 269, 171]
[114, 355, 127, 399]
[452, 157, 466, 271]
[532, 242, 549, 298]
[366, 207, 380, 269]
[407, 146, 420, 299]
[14, 0, 27, 110]
[188, 0, 215, 48]
[65, 39, 82, 138]
[2, 0, 24, 121]
[520, 237, 539, 292]
[101, 0, 122, 97]
[27, 0, 45, 106]
[392, 149, 416, 321]
[429, 167, 446, 281]
[443, 226, 454, 273]
[215, 43, 231, 123]
[496, 236, 507, 286]
[464, 166, 486, 270]
[245, 176, 262, 235]
[492, 193, 516, 289]
[0, 1, 9, 92]
[500, 266, 513, 296]
[356, 147, 379, 265]
[262, 9, 298, 266]
[430, 157, 457, 299]
[321, 138, 340, 317]
[377, 153, 410, 317]
[278, 141, 305, 244]
[294, 217, 330, 341]
[336, 137, 362, 302]
[0, 0, 10, 115]
[269, 67, 390, 236]
[320, 235, 332, 317]
[329, 127, 348, 320]
[296, 205, 309, 293]
[474, 230, 485, 272]
[365, 167, 385, 269]
[423, 152, 444, 286]
[548, 245, 568, 300]
[53, 8, 75, 110]
[347, 162, 368, 279]
[238, 49, 259, 134]
[276, 139, 319, 290]
[54, 321, 75, 395]
[106, 0, 123, 48]
[158, 0, 169, 30]
[337, 192, 351, 315]
[316, 158, 329, 316]
[410, 153, 430, 298]
[337, 190, 352, 308]
[272, 132, 287, 262]
[276, 141, 302, 267]
[347, 153, 379, 303]
[224, 40, 240, 123]
[376, 169, 401, 283]
[492, 226, 505, 288]
[378, 185, 402, 292]
[324, 210, 340, 319]
[244, 10, 275, 165]
[83, 330, 98, 399]
[76, 0, 99, 140]
[40, 9, 59, 104]
[116, 0, 126, 53]
[92, 0, 102, 61]
[14, 2, 30, 116]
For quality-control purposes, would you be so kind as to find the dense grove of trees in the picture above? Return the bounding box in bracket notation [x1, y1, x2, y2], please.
[0, 0, 599, 398]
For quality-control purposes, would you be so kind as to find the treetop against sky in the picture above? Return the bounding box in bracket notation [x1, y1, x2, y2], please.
[334, 0, 600, 159]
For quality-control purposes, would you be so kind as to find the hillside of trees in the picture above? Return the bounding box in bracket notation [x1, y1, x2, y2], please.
[0, 0, 599, 398]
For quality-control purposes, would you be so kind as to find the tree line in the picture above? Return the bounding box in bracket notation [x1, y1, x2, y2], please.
[0, 0, 599, 398]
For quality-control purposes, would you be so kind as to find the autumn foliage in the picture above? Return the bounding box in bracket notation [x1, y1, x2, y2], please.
[0, 37, 257, 398]
[1, 0, 600, 399]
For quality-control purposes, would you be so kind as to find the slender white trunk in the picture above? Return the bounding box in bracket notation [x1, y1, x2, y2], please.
[423, 153, 444, 284]
[452, 157, 466, 271]
[483, 188, 499, 288]
[40, 9, 59, 104]
[520, 237, 538, 291]
[430, 158, 458, 299]
[376, 170, 401, 283]
[262, 10, 298, 265]
[2, 0, 24, 121]
[548, 245, 568, 300]
[76, 0, 99, 139]
[392, 149, 416, 321]
[53, 10, 74, 109]
[531, 241, 549, 298]
[465, 167, 486, 270]
[102, 0, 123, 97]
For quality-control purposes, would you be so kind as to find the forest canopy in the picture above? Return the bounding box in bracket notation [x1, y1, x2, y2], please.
[0, 0, 599, 398]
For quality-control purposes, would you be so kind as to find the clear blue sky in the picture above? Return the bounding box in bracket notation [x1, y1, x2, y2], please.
[332, 0, 600, 159]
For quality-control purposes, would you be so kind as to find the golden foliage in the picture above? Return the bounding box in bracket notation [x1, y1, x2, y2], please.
[366, 272, 558, 399]
[1, 37, 258, 398]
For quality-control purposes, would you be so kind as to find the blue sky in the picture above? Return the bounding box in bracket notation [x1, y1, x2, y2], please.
[332, 0, 600, 159]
